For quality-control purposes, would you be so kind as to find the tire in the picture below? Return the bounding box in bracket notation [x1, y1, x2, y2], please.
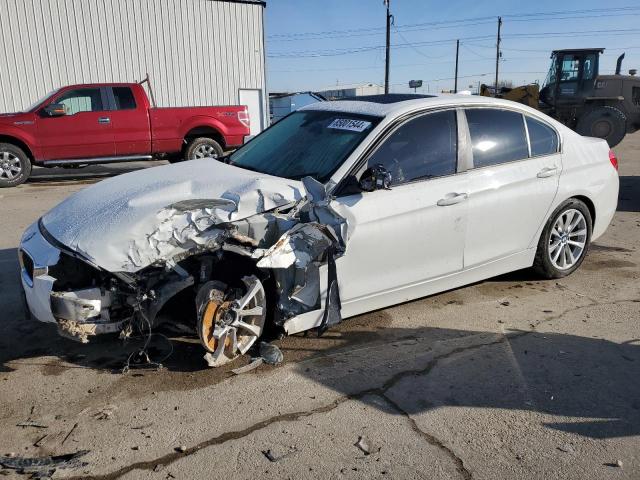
[0, 143, 31, 188]
[576, 106, 626, 147]
[532, 199, 593, 279]
[184, 137, 223, 161]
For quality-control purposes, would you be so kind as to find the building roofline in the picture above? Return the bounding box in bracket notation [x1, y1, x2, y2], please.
[208, 0, 266, 7]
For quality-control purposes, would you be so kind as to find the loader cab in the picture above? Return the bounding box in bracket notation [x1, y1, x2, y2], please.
[540, 49, 603, 107]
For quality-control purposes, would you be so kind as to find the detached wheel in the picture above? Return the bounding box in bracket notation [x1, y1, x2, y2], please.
[0, 143, 31, 187]
[184, 137, 223, 161]
[533, 199, 592, 279]
[576, 106, 626, 147]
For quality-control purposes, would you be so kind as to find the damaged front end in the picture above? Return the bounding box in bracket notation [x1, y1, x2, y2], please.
[28, 175, 349, 366]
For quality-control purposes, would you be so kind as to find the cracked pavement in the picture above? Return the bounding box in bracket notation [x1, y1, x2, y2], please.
[1, 137, 639, 479]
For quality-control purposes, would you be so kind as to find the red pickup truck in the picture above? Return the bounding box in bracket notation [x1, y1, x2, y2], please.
[0, 81, 251, 187]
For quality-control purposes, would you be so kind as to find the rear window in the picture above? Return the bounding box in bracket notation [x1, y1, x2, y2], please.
[466, 109, 529, 167]
[526, 116, 558, 157]
[112, 87, 137, 110]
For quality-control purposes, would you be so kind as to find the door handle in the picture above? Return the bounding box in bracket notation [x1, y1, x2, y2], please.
[537, 166, 558, 178]
[437, 192, 468, 206]
[98, 117, 111, 124]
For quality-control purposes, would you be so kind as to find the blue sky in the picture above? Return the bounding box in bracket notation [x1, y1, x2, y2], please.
[264, 0, 640, 94]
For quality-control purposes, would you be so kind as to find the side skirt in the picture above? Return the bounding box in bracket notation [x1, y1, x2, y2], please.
[283, 248, 536, 335]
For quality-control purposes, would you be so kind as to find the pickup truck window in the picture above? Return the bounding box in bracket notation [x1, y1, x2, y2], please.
[112, 87, 137, 110]
[56, 88, 104, 115]
[229, 111, 380, 182]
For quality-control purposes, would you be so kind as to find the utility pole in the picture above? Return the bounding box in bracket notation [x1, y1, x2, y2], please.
[454, 39, 460, 93]
[384, 0, 391, 94]
[494, 16, 502, 97]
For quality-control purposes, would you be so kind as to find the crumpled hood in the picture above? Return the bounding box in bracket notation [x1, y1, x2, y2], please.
[41, 159, 304, 272]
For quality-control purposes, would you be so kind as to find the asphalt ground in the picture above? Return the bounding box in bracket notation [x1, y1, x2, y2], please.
[0, 136, 638, 479]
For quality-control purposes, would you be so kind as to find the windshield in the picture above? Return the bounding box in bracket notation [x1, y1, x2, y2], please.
[24, 89, 60, 112]
[229, 110, 381, 182]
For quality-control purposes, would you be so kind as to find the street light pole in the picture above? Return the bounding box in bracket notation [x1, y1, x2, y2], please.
[384, 0, 391, 94]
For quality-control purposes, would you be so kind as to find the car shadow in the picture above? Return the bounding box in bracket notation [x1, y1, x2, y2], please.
[25, 161, 168, 186]
[293, 323, 640, 440]
[618, 175, 640, 213]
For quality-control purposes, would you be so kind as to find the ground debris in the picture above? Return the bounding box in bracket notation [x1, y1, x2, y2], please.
[557, 444, 574, 453]
[16, 422, 48, 429]
[232, 358, 264, 375]
[0, 450, 89, 479]
[61, 423, 78, 445]
[93, 405, 117, 420]
[261, 447, 297, 462]
[259, 342, 283, 366]
[354, 436, 371, 455]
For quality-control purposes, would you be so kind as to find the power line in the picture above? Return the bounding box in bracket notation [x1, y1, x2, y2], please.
[268, 28, 640, 58]
[267, 6, 639, 39]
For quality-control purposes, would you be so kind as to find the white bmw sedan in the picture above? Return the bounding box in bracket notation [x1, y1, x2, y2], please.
[19, 94, 619, 366]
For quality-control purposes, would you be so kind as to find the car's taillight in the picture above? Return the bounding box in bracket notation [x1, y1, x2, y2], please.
[609, 149, 619, 171]
[238, 109, 250, 128]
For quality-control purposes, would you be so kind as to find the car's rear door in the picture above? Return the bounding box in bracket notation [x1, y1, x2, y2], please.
[334, 109, 468, 312]
[462, 108, 561, 268]
[37, 87, 115, 160]
[106, 86, 152, 156]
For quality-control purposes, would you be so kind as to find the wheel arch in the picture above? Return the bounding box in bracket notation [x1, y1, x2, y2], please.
[571, 194, 596, 226]
[0, 134, 35, 162]
[155, 250, 275, 327]
[182, 125, 226, 151]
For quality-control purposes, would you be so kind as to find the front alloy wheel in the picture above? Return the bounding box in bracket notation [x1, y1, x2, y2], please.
[0, 151, 22, 181]
[196, 276, 267, 367]
[0, 143, 32, 187]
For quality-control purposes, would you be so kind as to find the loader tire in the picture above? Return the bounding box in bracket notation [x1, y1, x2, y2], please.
[576, 106, 626, 147]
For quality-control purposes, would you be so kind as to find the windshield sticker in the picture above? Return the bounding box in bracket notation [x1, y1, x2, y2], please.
[327, 118, 372, 132]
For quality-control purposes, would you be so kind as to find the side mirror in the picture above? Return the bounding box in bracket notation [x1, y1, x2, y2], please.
[359, 164, 392, 192]
[43, 103, 67, 117]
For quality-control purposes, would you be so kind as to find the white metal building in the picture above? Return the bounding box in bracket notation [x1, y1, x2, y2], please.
[0, 0, 268, 134]
[317, 83, 385, 101]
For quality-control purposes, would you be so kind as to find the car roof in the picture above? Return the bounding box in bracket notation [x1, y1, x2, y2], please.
[300, 93, 539, 118]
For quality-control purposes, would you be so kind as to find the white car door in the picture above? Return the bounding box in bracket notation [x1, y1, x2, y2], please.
[463, 108, 561, 268]
[332, 109, 468, 314]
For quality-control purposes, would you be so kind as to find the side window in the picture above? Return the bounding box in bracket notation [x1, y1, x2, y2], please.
[466, 109, 529, 168]
[583, 54, 596, 81]
[526, 116, 559, 157]
[367, 110, 457, 186]
[55, 88, 104, 115]
[112, 87, 137, 110]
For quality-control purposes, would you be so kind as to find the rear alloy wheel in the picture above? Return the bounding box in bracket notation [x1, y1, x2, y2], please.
[576, 106, 626, 148]
[0, 143, 31, 188]
[533, 199, 592, 279]
[196, 276, 267, 367]
[184, 137, 224, 161]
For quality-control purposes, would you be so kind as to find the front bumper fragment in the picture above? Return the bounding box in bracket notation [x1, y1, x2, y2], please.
[19, 221, 127, 342]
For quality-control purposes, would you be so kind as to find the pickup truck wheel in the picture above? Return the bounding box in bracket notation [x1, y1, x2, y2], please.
[0, 143, 31, 188]
[185, 137, 223, 160]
